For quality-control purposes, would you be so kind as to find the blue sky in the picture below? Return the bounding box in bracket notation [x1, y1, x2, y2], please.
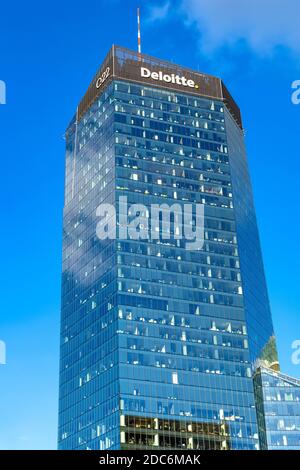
[0, 0, 299, 450]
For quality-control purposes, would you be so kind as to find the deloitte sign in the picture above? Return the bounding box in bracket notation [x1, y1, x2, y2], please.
[141, 67, 199, 89]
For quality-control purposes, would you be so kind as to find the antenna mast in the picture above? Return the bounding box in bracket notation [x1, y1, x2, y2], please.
[137, 7, 142, 54]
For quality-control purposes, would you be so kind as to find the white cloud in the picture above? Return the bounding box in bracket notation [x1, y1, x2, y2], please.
[147, 1, 171, 22]
[181, 0, 300, 54]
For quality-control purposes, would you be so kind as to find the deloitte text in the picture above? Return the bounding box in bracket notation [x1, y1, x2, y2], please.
[141, 67, 198, 89]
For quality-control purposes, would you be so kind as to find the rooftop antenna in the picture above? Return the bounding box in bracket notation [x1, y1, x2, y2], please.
[137, 7, 142, 54]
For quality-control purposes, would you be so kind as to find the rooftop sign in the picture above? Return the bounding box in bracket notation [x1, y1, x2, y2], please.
[77, 45, 242, 129]
[140, 67, 198, 89]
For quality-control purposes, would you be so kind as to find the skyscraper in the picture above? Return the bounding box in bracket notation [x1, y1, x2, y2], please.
[58, 45, 278, 450]
[254, 367, 300, 449]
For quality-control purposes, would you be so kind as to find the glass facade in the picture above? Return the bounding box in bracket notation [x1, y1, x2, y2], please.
[254, 368, 300, 449]
[225, 108, 277, 367]
[58, 47, 278, 450]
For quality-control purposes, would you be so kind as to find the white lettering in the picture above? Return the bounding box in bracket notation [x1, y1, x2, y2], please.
[141, 67, 151, 78]
[292, 340, 300, 365]
[0, 340, 6, 365]
[291, 80, 300, 105]
[0, 80, 6, 105]
[140, 67, 196, 88]
[95, 203, 116, 239]
[96, 67, 110, 89]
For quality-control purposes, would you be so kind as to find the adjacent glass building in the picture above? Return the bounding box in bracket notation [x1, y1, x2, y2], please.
[58, 46, 278, 450]
[254, 368, 300, 449]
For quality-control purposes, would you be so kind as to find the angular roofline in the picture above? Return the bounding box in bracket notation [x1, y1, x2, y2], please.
[70, 45, 242, 130]
[257, 366, 300, 388]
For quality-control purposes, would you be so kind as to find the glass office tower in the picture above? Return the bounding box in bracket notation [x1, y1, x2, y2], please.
[58, 46, 278, 450]
[254, 368, 300, 449]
